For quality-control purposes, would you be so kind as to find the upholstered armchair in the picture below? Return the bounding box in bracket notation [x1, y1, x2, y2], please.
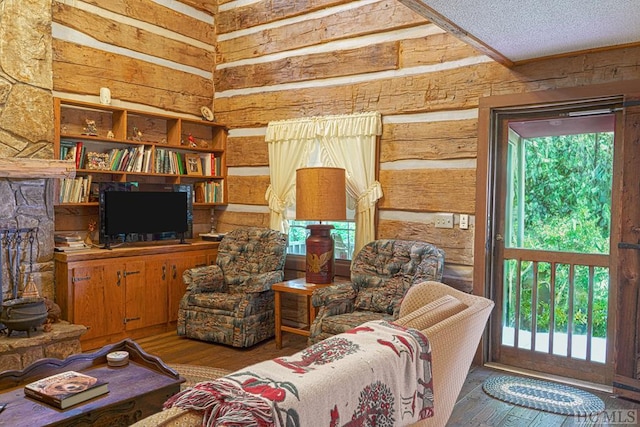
[176, 227, 287, 347]
[308, 239, 444, 344]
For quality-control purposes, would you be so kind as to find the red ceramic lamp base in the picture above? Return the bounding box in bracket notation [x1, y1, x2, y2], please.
[305, 224, 335, 284]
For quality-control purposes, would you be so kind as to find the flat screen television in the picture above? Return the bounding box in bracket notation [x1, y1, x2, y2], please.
[99, 182, 193, 248]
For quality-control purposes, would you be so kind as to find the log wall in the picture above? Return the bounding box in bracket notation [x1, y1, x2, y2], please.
[51, 0, 640, 292]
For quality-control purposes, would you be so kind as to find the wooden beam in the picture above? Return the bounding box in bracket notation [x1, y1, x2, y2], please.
[0, 158, 75, 179]
[397, 0, 514, 67]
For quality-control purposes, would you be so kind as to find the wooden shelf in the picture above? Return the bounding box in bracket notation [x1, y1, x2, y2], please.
[53, 97, 227, 206]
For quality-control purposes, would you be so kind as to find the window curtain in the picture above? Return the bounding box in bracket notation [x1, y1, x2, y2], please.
[264, 120, 314, 233]
[265, 112, 382, 254]
[318, 112, 382, 254]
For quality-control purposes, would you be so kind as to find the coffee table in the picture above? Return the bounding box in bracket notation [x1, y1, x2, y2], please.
[0, 339, 184, 426]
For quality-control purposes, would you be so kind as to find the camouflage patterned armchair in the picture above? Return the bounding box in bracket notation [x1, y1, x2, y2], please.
[177, 227, 287, 347]
[308, 239, 444, 344]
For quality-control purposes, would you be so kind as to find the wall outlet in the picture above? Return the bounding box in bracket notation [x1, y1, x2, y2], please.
[460, 214, 469, 230]
[434, 213, 454, 229]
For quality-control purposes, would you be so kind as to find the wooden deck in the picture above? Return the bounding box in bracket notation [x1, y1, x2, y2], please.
[134, 332, 640, 426]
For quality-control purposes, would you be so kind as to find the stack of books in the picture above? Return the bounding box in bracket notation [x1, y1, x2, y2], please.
[54, 233, 89, 252]
[24, 371, 109, 409]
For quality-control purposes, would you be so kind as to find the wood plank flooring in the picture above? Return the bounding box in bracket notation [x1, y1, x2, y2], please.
[134, 332, 640, 426]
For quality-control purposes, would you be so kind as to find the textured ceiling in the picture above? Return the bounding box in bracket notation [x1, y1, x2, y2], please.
[415, 0, 640, 63]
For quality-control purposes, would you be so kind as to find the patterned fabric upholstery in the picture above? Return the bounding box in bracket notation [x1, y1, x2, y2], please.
[309, 239, 444, 344]
[177, 227, 287, 347]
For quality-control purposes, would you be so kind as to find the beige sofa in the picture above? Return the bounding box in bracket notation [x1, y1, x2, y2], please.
[134, 281, 494, 427]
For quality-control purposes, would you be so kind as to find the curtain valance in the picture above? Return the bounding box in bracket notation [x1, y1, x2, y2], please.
[265, 111, 381, 142]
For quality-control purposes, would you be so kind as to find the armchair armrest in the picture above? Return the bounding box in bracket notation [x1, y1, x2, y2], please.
[229, 270, 285, 293]
[311, 282, 357, 308]
[183, 264, 226, 292]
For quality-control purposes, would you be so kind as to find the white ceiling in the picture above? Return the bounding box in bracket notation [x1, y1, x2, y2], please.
[413, 0, 640, 64]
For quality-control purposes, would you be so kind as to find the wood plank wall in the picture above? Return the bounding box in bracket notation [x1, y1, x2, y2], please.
[212, 0, 640, 292]
[51, 0, 640, 293]
[51, 0, 217, 236]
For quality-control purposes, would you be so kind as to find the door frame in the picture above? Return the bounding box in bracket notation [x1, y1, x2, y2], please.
[474, 80, 640, 369]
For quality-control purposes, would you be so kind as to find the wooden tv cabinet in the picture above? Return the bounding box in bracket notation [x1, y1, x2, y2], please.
[55, 241, 218, 350]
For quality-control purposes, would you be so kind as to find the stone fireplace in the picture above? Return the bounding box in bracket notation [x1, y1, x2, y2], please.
[0, 159, 85, 371]
[0, 159, 74, 306]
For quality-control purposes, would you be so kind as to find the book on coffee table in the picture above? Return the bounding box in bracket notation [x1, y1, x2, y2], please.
[24, 371, 109, 409]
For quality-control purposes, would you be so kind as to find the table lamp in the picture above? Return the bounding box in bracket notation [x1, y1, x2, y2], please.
[296, 167, 346, 284]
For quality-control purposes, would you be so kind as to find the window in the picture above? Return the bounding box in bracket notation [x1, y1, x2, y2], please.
[287, 220, 356, 260]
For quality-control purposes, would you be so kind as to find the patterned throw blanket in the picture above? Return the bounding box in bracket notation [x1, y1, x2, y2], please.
[165, 320, 434, 427]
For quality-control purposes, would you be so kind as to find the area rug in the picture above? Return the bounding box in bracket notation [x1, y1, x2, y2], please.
[482, 375, 605, 416]
[168, 364, 232, 390]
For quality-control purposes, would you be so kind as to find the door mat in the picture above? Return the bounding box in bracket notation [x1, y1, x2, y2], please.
[482, 375, 605, 416]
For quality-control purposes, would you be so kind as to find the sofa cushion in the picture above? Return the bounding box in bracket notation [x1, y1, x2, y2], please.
[353, 275, 409, 314]
[395, 295, 467, 331]
[187, 292, 242, 313]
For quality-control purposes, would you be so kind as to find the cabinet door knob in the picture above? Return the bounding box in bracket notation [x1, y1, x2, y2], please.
[117, 270, 122, 286]
[162, 265, 167, 281]
[172, 265, 177, 279]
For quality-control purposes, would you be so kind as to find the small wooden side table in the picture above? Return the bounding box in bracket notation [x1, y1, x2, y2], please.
[272, 277, 349, 349]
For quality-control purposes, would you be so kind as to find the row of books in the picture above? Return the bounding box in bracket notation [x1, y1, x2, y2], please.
[154, 148, 184, 174]
[106, 145, 150, 173]
[54, 233, 89, 252]
[194, 180, 224, 203]
[60, 140, 85, 169]
[59, 175, 93, 204]
[199, 153, 222, 176]
[61, 141, 222, 177]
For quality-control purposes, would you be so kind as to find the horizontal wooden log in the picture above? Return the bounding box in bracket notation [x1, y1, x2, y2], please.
[227, 175, 270, 205]
[215, 210, 270, 232]
[81, 0, 215, 44]
[227, 135, 269, 167]
[214, 62, 492, 127]
[217, 0, 427, 63]
[177, 0, 216, 15]
[377, 218, 473, 265]
[378, 169, 476, 213]
[216, 0, 350, 34]
[400, 33, 482, 67]
[53, 3, 214, 72]
[215, 42, 399, 91]
[216, 45, 640, 128]
[381, 120, 477, 162]
[53, 41, 211, 115]
[0, 159, 75, 179]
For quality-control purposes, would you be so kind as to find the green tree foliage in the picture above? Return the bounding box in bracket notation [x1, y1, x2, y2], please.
[505, 131, 613, 339]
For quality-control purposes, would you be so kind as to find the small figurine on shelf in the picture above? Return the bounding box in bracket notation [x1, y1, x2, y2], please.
[188, 133, 197, 148]
[82, 119, 98, 136]
[85, 219, 97, 246]
[106, 130, 115, 139]
[132, 126, 143, 141]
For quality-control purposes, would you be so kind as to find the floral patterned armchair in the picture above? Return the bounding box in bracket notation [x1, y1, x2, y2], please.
[308, 239, 444, 344]
[177, 227, 287, 347]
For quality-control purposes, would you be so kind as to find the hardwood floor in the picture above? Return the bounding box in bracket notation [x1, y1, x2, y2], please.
[134, 332, 640, 426]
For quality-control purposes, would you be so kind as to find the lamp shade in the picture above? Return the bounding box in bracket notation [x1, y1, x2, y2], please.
[296, 167, 346, 221]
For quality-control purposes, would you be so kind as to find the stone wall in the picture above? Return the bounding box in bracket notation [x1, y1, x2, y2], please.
[0, 0, 56, 302]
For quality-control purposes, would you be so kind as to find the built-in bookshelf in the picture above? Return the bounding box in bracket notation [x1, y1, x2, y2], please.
[53, 98, 227, 207]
